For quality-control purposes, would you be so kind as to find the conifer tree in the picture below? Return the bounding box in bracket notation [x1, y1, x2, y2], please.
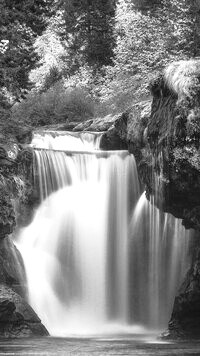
[59, 0, 115, 73]
[0, 0, 54, 102]
[100, 0, 200, 109]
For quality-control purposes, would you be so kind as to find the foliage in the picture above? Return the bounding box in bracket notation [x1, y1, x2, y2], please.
[29, 12, 66, 90]
[96, 0, 199, 113]
[7, 0, 200, 127]
[59, 0, 115, 73]
[164, 60, 200, 101]
[0, 0, 54, 103]
[11, 82, 95, 127]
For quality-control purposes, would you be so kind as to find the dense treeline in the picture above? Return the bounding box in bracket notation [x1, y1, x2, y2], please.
[0, 0, 54, 102]
[1, 0, 200, 126]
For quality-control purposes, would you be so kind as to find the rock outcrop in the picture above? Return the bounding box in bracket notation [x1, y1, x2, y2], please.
[0, 285, 48, 338]
[38, 113, 120, 133]
[108, 60, 200, 231]
[0, 238, 26, 298]
[162, 246, 200, 339]
[110, 59, 200, 339]
[0, 122, 48, 337]
[95, 59, 200, 339]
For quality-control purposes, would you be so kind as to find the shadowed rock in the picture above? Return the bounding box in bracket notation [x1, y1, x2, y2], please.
[0, 285, 48, 338]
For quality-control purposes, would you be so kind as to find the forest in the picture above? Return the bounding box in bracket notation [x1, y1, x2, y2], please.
[1, 0, 200, 129]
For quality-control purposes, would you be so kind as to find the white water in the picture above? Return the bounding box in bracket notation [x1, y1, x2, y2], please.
[130, 193, 191, 328]
[16, 131, 193, 336]
[31, 131, 102, 151]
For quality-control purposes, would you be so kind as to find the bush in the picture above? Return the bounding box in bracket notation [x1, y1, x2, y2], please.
[11, 81, 95, 128]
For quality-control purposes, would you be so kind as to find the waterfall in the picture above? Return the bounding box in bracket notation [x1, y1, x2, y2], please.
[16, 131, 193, 336]
[129, 193, 191, 328]
[31, 131, 103, 151]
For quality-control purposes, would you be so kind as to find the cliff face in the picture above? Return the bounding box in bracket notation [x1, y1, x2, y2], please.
[0, 126, 48, 337]
[147, 61, 200, 230]
[106, 59, 200, 339]
[102, 60, 200, 231]
[163, 246, 200, 339]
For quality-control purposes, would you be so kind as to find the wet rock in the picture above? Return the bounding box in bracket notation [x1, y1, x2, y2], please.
[35, 121, 80, 132]
[0, 285, 49, 338]
[121, 59, 200, 340]
[73, 114, 120, 132]
[0, 237, 26, 298]
[100, 127, 127, 150]
[0, 140, 19, 166]
[73, 119, 94, 131]
[0, 185, 16, 239]
[114, 60, 200, 231]
[110, 100, 153, 187]
[147, 61, 200, 228]
[163, 247, 200, 339]
[15, 127, 33, 145]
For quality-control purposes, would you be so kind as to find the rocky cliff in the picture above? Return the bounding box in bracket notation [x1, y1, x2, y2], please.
[0, 124, 48, 337]
[104, 59, 200, 339]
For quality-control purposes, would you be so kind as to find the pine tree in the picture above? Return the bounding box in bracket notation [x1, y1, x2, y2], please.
[99, 0, 199, 110]
[0, 0, 54, 103]
[58, 0, 115, 74]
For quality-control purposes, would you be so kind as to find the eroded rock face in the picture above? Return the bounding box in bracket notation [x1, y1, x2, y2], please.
[38, 113, 120, 133]
[130, 60, 200, 340]
[0, 237, 49, 337]
[0, 123, 49, 337]
[0, 285, 48, 338]
[147, 61, 200, 228]
[0, 238, 26, 298]
[0, 233, 49, 337]
[110, 60, 200, 231]
[162, 246, 200, 339]
[99, 60, 200, 339]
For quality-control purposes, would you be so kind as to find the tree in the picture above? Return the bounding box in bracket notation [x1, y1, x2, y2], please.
[29, 19, 65, 90]
[58, 0, 115, 74]
[99, 0, 199, 111]
[0, 0, 54, 103]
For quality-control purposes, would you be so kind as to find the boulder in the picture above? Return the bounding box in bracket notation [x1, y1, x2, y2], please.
[0, 285, 48, 338]
[73, 114, 119, 132]
[0, 237, 26, 298]
[163, 247, 200, 339]
[0, 236, 48, 338]
[34, 121, 80, 132]
[100, 127, 127, 150]
[0, 185, 16, 239]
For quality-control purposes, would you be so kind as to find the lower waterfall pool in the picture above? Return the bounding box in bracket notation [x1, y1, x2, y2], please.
[1, 335, 200, 355]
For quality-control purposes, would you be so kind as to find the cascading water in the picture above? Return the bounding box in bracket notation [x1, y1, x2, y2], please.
[16, 131, 193, 336]
[129, 193, 192, 328]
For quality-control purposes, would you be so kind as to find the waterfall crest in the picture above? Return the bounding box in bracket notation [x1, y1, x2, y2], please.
[31, 131, 103, 151]
[17, 131, 193, 336]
